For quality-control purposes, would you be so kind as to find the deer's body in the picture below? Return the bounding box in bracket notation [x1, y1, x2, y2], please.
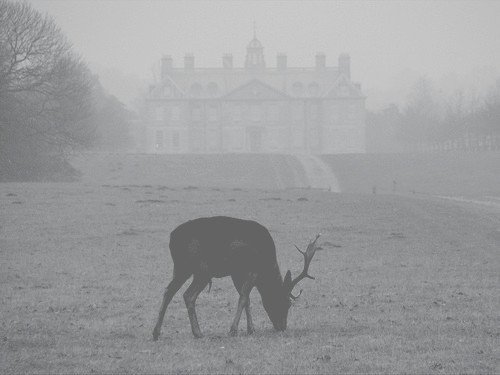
[152, 216, 319, 340]
[170, 216, 281, 280]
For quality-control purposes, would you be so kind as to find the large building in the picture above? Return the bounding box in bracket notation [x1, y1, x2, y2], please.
[142, 35, 366, 154]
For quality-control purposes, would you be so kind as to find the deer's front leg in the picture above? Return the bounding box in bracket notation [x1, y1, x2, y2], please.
[245, 302, 255, 334]
[183, 276, 209, 338]
[229, 273, 257, 336]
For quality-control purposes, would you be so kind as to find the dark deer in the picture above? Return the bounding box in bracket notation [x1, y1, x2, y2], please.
[152, 216, 320, 339]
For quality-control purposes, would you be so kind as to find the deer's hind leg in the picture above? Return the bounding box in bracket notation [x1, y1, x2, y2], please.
[183, 273, 210, 338]
[230, 273, 257, 336]
[153, 270, 191, 341]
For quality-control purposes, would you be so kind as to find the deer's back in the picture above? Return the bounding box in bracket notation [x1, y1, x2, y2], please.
[169, 216, 278, 277]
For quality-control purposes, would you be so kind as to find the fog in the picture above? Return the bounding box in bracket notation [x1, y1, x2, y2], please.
[27, 0, 500, 110]
[2, 2, 500, 372]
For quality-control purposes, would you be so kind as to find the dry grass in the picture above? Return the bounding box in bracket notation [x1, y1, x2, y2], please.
[1, 153, 499, 373]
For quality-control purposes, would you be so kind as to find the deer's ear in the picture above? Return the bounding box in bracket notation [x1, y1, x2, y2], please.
[284, 270, 292, 288]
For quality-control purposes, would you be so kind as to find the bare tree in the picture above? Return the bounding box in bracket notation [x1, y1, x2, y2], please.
[89, 81, 132, 151]
[399, 77, 442, 149]
[478, 81, 500, 150]
[0, 0, 95, 179]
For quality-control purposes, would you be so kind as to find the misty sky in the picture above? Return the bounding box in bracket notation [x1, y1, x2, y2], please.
[27, 0, 500, 109]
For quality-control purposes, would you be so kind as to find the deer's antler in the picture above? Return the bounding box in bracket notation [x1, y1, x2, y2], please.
[287, 234, 321, 298]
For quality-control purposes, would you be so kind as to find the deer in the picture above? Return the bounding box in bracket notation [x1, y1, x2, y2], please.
[152, 216, 320, 340]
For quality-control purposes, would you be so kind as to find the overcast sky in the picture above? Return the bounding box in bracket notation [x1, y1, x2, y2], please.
[27, 0, 500, 109]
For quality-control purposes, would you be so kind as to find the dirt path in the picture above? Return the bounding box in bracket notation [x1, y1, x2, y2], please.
[293, 154, 340, 192]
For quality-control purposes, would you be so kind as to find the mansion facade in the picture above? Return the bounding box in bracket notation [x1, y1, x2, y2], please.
[141, 36, 366, 154]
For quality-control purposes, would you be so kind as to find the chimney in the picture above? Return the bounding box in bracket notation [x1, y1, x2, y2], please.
[339, 53, 350, 79]
[277, 53, 287, 70]
[184, 53, 194, 70]
[222, 53, 233, 69]
[161, 55, 173, 80]
[315, 52, 326, 69]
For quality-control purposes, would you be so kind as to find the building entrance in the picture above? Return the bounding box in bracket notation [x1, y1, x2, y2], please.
[247, 126, 263, 152]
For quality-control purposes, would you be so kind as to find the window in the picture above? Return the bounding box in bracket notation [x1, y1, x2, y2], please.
[308, 82, 319, 97]
[207, 106, 217, 122]
[190, 83, 202, 97]
[251, 104, 261, 122]
[292, 105, 302, 121]
[267, 128, 281, 149]
[172, 105, 180, 121]
[192, 106, 202, 121]
[191, 130, 204, 151]
[348, 103, 358, 120]
[309, 104, 319, 120]
[155, 107, 163, 121]
[339, 84, 349, 97]
[155, 130, 163, 149]
[207, 129, 219, 151]
[163, 85, 172, 97]
[233, 105, 242, 121]
[225, 128, 244, 150]
[330, 107, 339, 123]
[292, 127, 303, 148]
[292, 82, 304, 97]
[172, 131, 180, 148]
[269, 104, 279, 122]
[207, 82, 219, 97]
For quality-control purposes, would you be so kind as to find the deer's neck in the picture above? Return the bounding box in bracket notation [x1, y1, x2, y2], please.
[256, 263, 284, 302]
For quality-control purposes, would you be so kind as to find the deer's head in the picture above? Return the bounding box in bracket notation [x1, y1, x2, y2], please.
[262, 234, 321, 331]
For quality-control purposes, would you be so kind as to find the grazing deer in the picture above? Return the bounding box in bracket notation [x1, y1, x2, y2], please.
[152, 216, 320, 339]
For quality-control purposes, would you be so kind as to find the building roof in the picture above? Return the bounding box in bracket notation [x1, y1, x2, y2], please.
[149, 37, 364, 100]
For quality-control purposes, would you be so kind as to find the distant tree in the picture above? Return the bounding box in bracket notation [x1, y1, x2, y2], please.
[399, 77, 442, 147]
[480, 82, 500, 133]
[440, 90, 470, 145]
[366, 104, 405, 153]
[0, 0, 95, 180]
[396, 78, 500, 152]
[475, 81, 500, 150]
[89, 80, 132, 151]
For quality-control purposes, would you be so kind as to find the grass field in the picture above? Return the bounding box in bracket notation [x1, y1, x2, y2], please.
[71, 153, 308, 189]
[322, 152, 500, 196]
[1, 153, 499, 373]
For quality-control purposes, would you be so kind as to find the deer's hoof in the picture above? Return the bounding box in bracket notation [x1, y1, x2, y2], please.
[247, 327, 255, 335]
[193, 331, 204, 339]
[229, 328, 238, 337]
[152, 329, 160, 341]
